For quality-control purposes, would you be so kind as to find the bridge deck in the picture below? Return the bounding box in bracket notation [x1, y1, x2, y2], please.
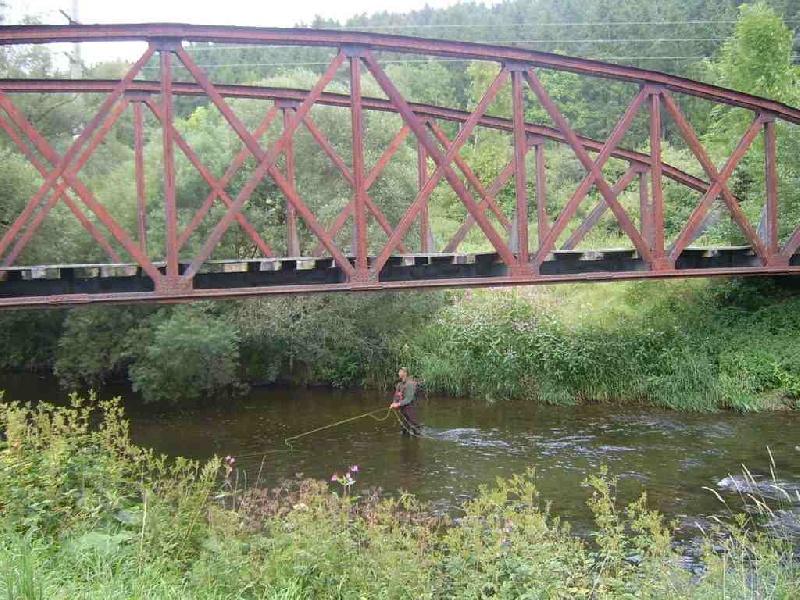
[1, 246, 798, 305]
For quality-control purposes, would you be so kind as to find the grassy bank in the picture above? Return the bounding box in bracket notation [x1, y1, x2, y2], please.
[402, 278, 800, 411]
[0, 397, 796, 598]
[1, 277, 799, 411]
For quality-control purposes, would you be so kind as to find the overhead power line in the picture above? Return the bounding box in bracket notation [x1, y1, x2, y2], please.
[186, 38, 730, 51]
[324, 19, 800, 29]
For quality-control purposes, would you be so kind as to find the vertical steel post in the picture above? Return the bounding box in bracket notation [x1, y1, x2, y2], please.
[160, 45, 178, 280]
[649, 90, 665, 267]
[133, 100, 148, 255]
[282, 105, 300, 256]
[638, 169, 651, 248]
[418, 139, 430, 253]
[349, 52, 368, 276]
[511, 69, 529, 264]
[764, 117, 778, 258]
[534, 140, 548, 249]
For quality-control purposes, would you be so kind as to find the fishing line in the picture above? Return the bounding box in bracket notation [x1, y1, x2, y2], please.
[233, 404, 437, 463]
[283, 407, 394, 447]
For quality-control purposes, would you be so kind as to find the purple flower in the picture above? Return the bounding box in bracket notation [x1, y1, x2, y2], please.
[349, 465, 359, 473]
[331, 473, 339, 482]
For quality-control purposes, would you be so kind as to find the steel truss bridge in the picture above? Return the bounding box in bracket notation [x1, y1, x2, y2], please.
[0, 24, 798, 308]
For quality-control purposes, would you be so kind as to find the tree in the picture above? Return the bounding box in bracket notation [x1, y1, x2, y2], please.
[54, 306, 156, 388]
[705, 1, 800, 242]
[128, 305, 242, 404]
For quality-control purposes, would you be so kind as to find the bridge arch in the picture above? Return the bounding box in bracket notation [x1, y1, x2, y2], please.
[0, 24, 797, 307]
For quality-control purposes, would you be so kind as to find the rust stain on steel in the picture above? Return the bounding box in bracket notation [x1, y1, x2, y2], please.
[525, 71, 652, 266]
[649, 92, 666, 266]
[2, 264, 800, 311]
[364, 54, 518, 272]
[177, 105, 280, 249]
[160, 49, 179, 281]
[146, 100, 276, 258]
[303, 115, 409, 256]
[0, 113, 122, 263]
[0, 25, 794, 305]
[0, 24, 798, 123]
[0, 80, 718, 195]
[661, 91, 767, 264]
[561, 167, 640, 251]
[133, 101, 148, 255]
[511, 70, 530, 264]
[283, 106, 300, 257]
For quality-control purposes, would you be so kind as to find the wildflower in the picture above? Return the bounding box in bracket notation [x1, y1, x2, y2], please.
[331, 473, 339, 482]
[349, 465, 359, 473]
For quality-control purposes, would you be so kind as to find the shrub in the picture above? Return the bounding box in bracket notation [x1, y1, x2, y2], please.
[0, 396, 797, 598]
[129, 305, 243, 404]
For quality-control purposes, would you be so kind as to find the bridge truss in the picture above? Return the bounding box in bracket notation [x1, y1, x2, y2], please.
[0, 24, 798, 307]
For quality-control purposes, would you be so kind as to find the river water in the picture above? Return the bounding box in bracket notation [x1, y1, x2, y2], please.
[2, 373, 799, 531]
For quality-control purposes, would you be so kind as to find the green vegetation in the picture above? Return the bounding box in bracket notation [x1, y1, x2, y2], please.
[404, 278, 800, 410]
[0, 2, 799, 410]
[0, 397, 797, 599]
[2, 276, 798, 411]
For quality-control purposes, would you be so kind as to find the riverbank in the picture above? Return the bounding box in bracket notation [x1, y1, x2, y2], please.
[1, 277, 798, 411]
[0, 397, 796, 598]
[406, 277, 800, 411]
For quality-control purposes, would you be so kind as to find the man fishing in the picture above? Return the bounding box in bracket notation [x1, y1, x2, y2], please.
[390, 366, 421, 436]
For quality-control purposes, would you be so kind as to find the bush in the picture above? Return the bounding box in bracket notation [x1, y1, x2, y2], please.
[234, 291, 448, 388]
[0, 396, 796, 598]
[404, 280, 800, 411]
[128, 305, 243, 404]
[0, 309, 64, 371]
[54, 306, 155, 389]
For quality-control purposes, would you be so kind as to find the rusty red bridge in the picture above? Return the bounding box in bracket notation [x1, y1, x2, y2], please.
[0, 24, 798, 308]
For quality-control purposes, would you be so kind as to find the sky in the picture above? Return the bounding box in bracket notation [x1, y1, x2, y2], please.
[8, 0, 468, 64]
[9, 0, 463, 28]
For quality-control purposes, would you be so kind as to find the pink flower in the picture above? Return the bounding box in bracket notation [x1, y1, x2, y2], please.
[349, 465, 359, 473]
[331, 473, 339, 482]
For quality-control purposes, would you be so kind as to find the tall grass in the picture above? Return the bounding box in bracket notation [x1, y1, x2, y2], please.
[0, 396, 797, 598]
[398, 278, 800, 411]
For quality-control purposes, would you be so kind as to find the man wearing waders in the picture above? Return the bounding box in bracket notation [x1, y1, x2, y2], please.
[390, 367, 420, 436]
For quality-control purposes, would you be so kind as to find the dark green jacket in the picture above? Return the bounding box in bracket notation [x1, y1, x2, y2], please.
[397, 379, 417, 407]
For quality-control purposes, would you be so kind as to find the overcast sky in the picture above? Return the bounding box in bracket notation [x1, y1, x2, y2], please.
[8, 0, 469, 64]
[9, 0, 464, 27]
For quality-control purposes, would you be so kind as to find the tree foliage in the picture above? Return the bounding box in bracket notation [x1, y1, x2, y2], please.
[0, 1, 799, 407]
[128, 305, 242, 404]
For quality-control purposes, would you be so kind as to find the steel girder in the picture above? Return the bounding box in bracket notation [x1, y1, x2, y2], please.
[0, 24, 797, 308]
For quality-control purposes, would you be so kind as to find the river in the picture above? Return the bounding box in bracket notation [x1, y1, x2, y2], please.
[2, 372, 799, 532]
